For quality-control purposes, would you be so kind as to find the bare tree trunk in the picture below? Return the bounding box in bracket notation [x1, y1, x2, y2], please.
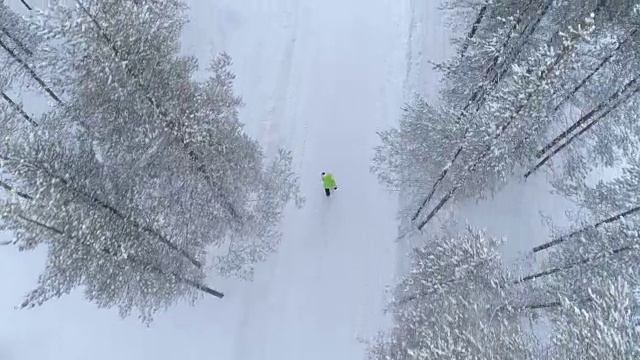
[411, 147, 462, 222]
[0, 178, 34, 200]
[181, 278, 224, 298]
[514, 244, 636, 284]
[548, 27, 638, 113]
[458, 4, 488, 57]
[523, 300, 562, 310]
[493, 0, 554, 83]
[0, 26, 33, 56]
[525, 77, 639, 178]
[533, 205, 640, 252]
[417, 186, 456, 230]
[513, 297, 591, 311]
[1, 91, 37, 126]
[19, 0, 32, 10]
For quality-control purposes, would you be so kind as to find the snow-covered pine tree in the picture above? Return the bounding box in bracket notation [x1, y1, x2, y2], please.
[0, 3, 39, 62]
[0, 3, 57, 104]
[367, 227, 539, 360]
[366, 218, 640, 358]
[0, 2, 56, 115]
[546, 277, 640, 359]
[507, 123, 640, 355]
[528, 0, 640, 308]
[373, 0, 597, 231]
[0, 0, 301, 323]
[529, 158, 640, 304]
[371, 2, 640, 357]
[0, 3, 37, 61]
[525, 9, 640, 179]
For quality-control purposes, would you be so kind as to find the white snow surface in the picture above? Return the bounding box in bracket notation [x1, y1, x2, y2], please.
[198, 1, 408, 359]
[0, 0, 443, 359]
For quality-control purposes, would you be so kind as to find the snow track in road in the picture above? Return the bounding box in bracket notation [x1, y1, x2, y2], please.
[230, 1, 410, 360]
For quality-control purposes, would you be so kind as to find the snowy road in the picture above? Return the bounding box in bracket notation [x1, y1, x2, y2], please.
[217, 1, 408, 359]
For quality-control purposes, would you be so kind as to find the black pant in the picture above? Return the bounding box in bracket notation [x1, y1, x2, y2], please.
[325, 188, 331, 196]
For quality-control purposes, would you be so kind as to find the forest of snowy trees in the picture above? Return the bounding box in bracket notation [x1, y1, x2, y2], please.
[370, 0, 640, 358]
[0, 0, 301, 323]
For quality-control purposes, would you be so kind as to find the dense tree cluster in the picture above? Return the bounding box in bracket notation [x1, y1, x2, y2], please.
[371, 0, 640, 357]
[0, 0, 301, 323]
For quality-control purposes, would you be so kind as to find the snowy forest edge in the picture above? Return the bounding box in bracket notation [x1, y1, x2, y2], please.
[368, 1, 640, 358]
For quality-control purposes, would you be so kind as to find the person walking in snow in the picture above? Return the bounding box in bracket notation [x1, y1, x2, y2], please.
[321, 172, 337, 196]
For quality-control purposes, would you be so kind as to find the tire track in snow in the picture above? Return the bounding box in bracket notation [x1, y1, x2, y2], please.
[234, 1, 410, 359]
[396, 0, 421, 279]
[288, 2, 403, 355]
[259, 1, 300, 160]
[403, 0, 417, 101]
[230, 2, 301, 360]
[283, 2, 317, 177]
[371, 0, 412, 332]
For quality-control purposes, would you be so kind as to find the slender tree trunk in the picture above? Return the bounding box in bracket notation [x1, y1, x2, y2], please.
[458, 4, 488, 58]
[523, 300, 562, 310]
[181, 278, 224, 298]
[513, 297, 591, 311]
[533, 205, 640, 252]
[0, 26, 33, 56]
[417, 186, 456, 230]
[19, 0, 32, 10]
[411, 147, 462, 222]
[0, 178, 34, 200]
[1, 91, 37, 126]
[514, 244, 636, 284]
[0, 37, 62, 105]
[493, 0, 554, 83]
[525, 77, 639, 178]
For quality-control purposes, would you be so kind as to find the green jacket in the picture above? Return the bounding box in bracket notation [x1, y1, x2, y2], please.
[322, 173, 337, 189]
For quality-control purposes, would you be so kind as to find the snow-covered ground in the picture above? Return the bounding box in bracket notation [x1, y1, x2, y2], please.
[193, 1, 408, 359]
[2, 0, 416, 359]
